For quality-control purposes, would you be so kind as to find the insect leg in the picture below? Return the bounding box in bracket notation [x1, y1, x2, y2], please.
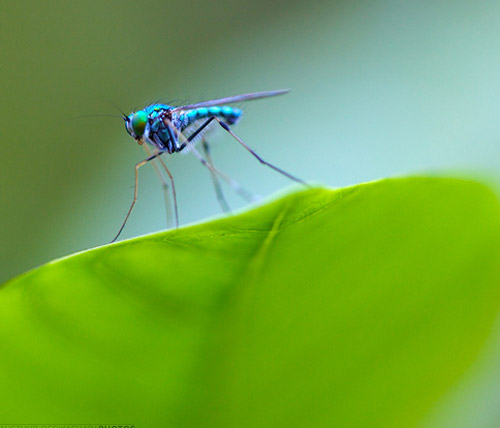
[143, 144, 173, 228]
[190, 145, 257, 202]
[164, 116, 258, 203]
[212, 117, 308, 186]
[202, 139, 231, 213]
[155, 155, 179, 228]
[111, 151, 166, 243]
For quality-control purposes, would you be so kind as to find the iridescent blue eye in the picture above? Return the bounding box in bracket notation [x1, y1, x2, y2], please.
[131, 111, 148, 137]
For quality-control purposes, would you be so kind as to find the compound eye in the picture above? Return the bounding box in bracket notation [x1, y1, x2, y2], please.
[131, 111, 148, 137]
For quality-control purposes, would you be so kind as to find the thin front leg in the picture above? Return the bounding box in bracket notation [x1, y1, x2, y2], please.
[213, 117, 308, 186]
[155, 155, 179, 228]
[111, 152, 164, 243]
[202, 139, 231, 213]
[143, 144, 173, 228]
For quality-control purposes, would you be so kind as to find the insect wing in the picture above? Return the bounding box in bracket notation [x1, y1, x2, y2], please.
[171, 89, 289, 112]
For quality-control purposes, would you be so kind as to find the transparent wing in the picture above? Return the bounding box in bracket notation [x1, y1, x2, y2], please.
[179, 118, 216, 151]
[171, 89, 289, 112]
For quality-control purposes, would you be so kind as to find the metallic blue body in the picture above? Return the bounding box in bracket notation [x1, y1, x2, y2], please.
[127, 103, 242, 154]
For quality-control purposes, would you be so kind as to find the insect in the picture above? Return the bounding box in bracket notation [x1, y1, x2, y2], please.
[113, 89, 306, 242]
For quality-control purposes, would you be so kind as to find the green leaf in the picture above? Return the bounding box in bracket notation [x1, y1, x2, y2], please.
[1, 177, 500, 427]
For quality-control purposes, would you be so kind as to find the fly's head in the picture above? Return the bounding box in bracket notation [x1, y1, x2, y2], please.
[124, 110, 148, 145]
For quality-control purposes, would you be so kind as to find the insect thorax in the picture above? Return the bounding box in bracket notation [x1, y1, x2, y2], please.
[144, 103, 242, 153]
[143, 105, 186, 153]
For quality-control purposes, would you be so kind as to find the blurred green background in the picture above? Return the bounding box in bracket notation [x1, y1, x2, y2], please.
[1, 0, 500, 425]
[3, 0, 500, 282]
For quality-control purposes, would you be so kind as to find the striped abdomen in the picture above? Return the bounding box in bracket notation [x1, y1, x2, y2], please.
[181, 105, 242, 127]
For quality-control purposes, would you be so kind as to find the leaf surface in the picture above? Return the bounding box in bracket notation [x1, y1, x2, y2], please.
[1, 177, 500, 427]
